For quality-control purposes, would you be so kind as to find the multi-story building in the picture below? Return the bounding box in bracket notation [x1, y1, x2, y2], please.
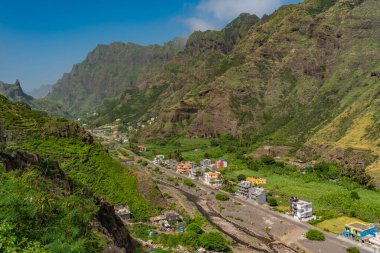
[215, 159, 228, 169]
[290, 197, 316, 221]
[249, 187, 267, 204]
[204, 171, 223, 187]
[237, 181, 253, 198]
[201, 159, 212, 167]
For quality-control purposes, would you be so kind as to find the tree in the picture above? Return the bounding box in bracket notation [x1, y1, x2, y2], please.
[198, 232, 229, 252]
[346, 247, 360, 253]
[237, 174, 246, 181]
[267, 197, 278, 207]
[204, 152, 210, 159]
[174, 150, 183, 162]
[350, 191, 360, 200]
[306, 229, 325, 241]
[261, 155, 276, 165]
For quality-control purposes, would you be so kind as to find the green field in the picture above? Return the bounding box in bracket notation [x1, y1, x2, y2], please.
[223, 169, 380, 223]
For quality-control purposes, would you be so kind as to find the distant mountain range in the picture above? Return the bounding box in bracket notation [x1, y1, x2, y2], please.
[0, 80, 69, 118]
[27, 84, 53, 98]
[29, 0, 380, 185]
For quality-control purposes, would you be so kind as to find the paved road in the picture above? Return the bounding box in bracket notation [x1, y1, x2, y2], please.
[94, 132, 377, 253]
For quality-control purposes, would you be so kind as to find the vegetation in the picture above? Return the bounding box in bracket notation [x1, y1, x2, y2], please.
[215, 194, 230, 201]
[198, 232, 229, 252]
[346, 247, 361, 253]
[267, 197, 279, 207]
[0, 159, 106, 252]
[183, 179, 195, 187]
[306, 229, 325, 241]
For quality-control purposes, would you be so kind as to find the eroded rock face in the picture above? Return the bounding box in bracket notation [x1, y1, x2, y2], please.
[97, 199, 137, 253]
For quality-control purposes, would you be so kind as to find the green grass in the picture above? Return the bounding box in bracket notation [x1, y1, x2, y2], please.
[0, 96, 159, 221]
[223, 169, 380, 223]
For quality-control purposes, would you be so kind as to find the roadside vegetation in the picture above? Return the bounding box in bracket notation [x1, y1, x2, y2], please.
[306, 230, 325, 241]
[130, 216, 229, 252]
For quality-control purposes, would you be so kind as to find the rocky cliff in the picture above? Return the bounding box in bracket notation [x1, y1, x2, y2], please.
[48, 38, 185, 116]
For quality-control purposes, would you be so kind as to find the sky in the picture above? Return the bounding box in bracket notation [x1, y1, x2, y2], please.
[0, 0, 301, 91]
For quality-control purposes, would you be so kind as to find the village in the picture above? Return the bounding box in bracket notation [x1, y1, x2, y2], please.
[93, 128, 380, 252]
[147, 148, 380, 251]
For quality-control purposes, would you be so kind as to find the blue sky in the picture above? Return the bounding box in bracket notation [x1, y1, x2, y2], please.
[0, 0, 301, 91]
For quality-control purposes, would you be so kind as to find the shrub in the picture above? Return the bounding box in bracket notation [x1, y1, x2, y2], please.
[184, 179, 195, 187]
[198, 232, 229, 252]
[215, 194, 230, 201]
[237, 174, 246, 181]
[267, 197, 278, 207]
[186, 223, 203, 234]
[346, 247, 360, 253]
[350, 191, 360, 200]
[261, 155, 276, 165]
[306, 229, 325, 241]
[141, 161, 148, 166]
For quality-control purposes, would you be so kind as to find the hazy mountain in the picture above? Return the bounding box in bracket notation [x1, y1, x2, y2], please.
[27, 84, 53, 98]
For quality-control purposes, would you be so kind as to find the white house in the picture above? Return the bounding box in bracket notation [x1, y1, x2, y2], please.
[290, 197, 316, 221]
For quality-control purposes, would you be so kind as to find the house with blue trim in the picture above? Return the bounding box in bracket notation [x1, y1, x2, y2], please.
[343, 222, 378, 241]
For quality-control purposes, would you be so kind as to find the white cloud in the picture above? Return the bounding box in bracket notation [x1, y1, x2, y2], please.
[185, 18, 216, 31]
[185, 0, 286, 31]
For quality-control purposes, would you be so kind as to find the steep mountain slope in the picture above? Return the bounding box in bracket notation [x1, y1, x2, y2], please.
[92, 0, 379, 183]
[0, 150, 135, 252]
[48, 38, 185, 117]
[91, 13, 260, 126]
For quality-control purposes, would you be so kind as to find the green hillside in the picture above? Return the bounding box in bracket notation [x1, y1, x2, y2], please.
[0, 95, 163, 221]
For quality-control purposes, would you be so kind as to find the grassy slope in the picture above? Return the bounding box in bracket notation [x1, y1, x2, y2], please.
[0, 164, 105, 253]
[0, 96, 161, 221]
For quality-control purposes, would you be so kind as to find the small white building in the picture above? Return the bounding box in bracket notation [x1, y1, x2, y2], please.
[201, 159, 212, 167]
[153, 155, 165, 165]
[290, 197, 316, 221]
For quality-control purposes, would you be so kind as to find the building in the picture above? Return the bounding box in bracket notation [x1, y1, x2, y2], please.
[153, 155, 165, 165]
[290, 197, 316, 221]
[176, 162, 191, 174]
[343, 222, 378, 242]
[189, 166, 203, 179]
[204, 171, 223, 187]
[247, 177, 267, 185]
[138, 145, 146, 152]
[237, 181, 253, 198]
[201, 159, 212, 167]
[114, 205, 131, 221]
[215, 159, 228, 169]
[249, 187, 267, 204]
[164, 159, 178, 170]
[237, 181, 267, 204]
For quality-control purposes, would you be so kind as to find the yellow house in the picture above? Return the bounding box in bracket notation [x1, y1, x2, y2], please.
[247, 177, 267, 185]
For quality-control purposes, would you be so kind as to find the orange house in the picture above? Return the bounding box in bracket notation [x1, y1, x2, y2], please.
[176, 163, 191, 174]
[138, 145, 146, 152]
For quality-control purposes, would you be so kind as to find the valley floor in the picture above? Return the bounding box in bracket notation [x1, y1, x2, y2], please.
[93, 132, 379, 253]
